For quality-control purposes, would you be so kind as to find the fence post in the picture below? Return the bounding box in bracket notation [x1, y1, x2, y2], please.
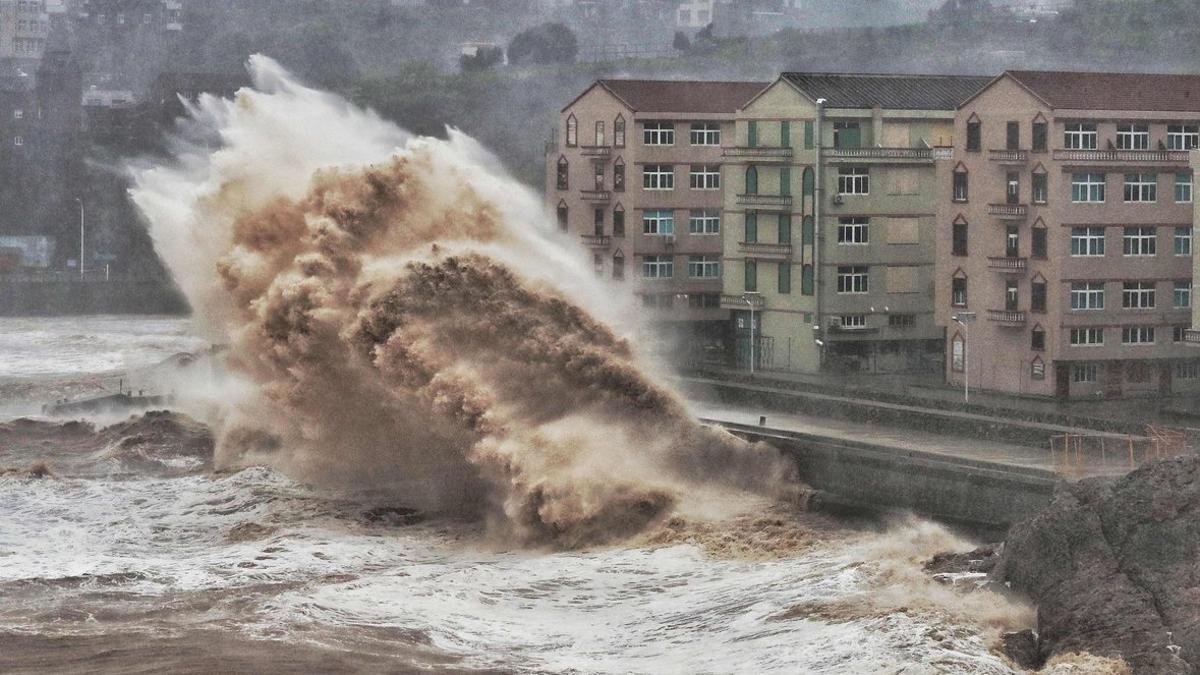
[1128, 434, 1135, 468]
[1100, 436, 1106, 468]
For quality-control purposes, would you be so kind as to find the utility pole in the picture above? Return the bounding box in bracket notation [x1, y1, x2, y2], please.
[953, 312, 976, 404]
[74, 197, 84, 277]
[743, 291, 762, 375]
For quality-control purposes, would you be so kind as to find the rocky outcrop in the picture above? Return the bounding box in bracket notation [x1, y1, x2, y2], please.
[991, 456, 1200, 674]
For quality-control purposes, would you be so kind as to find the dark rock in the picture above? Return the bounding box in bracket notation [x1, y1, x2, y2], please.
[924, 543, 1001, 575]
[1000, 629, 1040, 670]
[992, 456, 1200, 674]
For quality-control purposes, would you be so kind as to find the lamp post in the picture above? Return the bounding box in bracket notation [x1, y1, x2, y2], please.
[74, 197, 84, 277]
[952, 312, 976, 404]
[742, 291, 761, 375]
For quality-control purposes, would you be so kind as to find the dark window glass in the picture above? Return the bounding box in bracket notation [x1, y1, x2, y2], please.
[966, 121, 981, 152]
[952, 222, 968, 256]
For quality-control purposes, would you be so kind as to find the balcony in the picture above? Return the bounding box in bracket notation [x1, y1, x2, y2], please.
[720, 294, 765, 310]
[737, 193, 793, 210]
[988, 203, 1027, 219]
[988, 149, 1029, 164]
[987, 256, 1028, 272]
[580, 234, 611, 248]
[580, 145, 611, 158]
[987, 309, 1027, 325]
[1052, 149, 1192, 164]
[580, 190, 612, 202]
[737, 242, 793, 260]
[1186, 329, 1200, 345]
[822, 146, 945, 163]
[722, 146, 794, 163]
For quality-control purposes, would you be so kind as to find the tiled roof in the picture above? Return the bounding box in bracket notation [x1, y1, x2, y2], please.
[595, 79, 768, 114]
[1006, 70, 1200, 112]
[781, 72, 992, 110]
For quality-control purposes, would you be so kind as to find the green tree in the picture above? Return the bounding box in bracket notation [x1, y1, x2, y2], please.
[507, 22, 578, 66]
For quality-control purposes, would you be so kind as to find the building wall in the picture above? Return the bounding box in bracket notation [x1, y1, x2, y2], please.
[0, 0, 50, 60]
[936, 75, 1200, 398]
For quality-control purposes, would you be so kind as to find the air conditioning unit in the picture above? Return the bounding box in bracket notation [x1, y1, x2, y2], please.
[832, 194, 844, 205]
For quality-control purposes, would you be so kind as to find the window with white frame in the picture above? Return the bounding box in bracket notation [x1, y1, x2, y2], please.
[1167, 124, 1199, 150]
[1123, 226, 1157, 256]
[1072, 363, 1099, 383]
[837, 217, 869, 244]
[1116, 123, 1150, 150]
[1070, 328, 1105, 346]
[689, 122, 720, 146]
[1122, 325, 1156, 344]
[1071, 173, 1105, 202]
[689, 165, 720, 190]
[642, 122, 675, 146]
[1175, 172, 1193, 203]
[1122, 281, 1156, 309]
[1123, 173, 1157, 202]
[1070, 226, 1105, 256]
[688, 209, 720, 234]
[687, 255, 720, 278]
[12, 136, 22, 147]
[1175, 280, 1191, 308]
[12, 109, 21, 119]
[642, 164, 674, 190]
[839, 315, 868, 330]
[837, 167, 869, 195]
[642, 255, 674, 278]
[1070, 282, 1105, 310]
[1064, 123, 1098, 150]
[642, 209, 674, 235]
[836, 266, 869, 294]
[1175, 227, 1192, 255]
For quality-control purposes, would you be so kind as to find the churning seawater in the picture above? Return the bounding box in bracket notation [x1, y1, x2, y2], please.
[0, 317, 1033, 674]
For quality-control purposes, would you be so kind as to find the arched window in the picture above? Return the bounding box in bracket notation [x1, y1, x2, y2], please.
[952, 214, 968, 256]
[1031, 355, 1046, 380]
[595, 121, 605, 146]
[802, 167, 814, 197]
[566, 114, 578, 147]
[1031, 323, 1046, 351]
[613, 203, 625, 237]
[952, 162, 968, 202]
[612, 251, 625, 280]
[745, 165, 758, 195]
[801, 264, 814, 295]
[613, 157, 625, 192]
[556, 200, 568, 232]
[556, 155, 569, 190]
[802, 215, 814, 246]
[614, 114, 626, 148]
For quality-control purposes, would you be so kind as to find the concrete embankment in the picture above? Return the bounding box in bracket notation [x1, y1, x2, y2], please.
[0, 279, 188, 316]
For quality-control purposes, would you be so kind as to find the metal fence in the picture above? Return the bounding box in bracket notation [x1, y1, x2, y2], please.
[1050, 426, 1193, 475]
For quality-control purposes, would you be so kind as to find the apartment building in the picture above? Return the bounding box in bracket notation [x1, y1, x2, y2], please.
[935, 71, 1200, 398]
[548, 79, 766, 354]
[0, 0, 50, 60]
[721, 72, 990, 373]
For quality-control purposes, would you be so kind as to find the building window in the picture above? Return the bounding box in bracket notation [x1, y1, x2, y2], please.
[593, 253, 604, 276]
[952, 170, 968, 202]
[951, 277, 967, 307]
[13, 136, 22, 147]
[556, 156, 568, 190]
[744, 259, 757, 292]
[689, 165, 720, 190]
[613, 206, 625, 237]
[613, 253, 624, 280]
[1167, 124, 1199, 150]
[1175, 172, 1193, 203]
[966, 120, 981, 152]
[1122, 281, 1156, 309]
[688, 255, 720, 279]
[1116, 123, 1150, 150]
[1032, 173, 1048, 204]
[688, 293, 720, 309]
[801, 264, 814, 295]
[593, 207, 605, 233]
[642, 209, 674, 235]
[566, 115, 577, 147]
[1031, 357, 1046, 380]
[1176, 361, 1200, 378]
[614, 115, 625, 148]
[642, 255, 673, 279]
[839, 315, 867, 330]
[1070, 328, 1104, 346]
[1006, 225, 1020, 257]
[1006, 121, 1020, 150]
[1070, 227, 1106, 256]
[837, 266, 869, 294]
[1122, 226, 1157, 256]
[642, 165, 674, 190]
[688, 209, 720, 234]
[643, 122, 675, 146]
[1006, 279, 1020, 310]
[744, 211, 757, 243]
[689, 122, 720, 146]
[1176, 325, 1191, 343]
[1175, 227, 1192, 256]
[1032, 281, 1047, 312]
[1006, 172, 1020, 204]
[1031, 327, 1046, 351]
[1071, 173, 1106, 202]
[778, 263, 791, 294]
[780, 166, 791, 196]
[1072, 363, 1099, 383]
[833, 121, 862, 149]
[744, 165, 758, 195]
[952, 220, 968, 256]
[838, 167, 869, 195]
[12, 109, 21, 120]
[556, 202, 568, 232]
[593, 162, 605, 191]
[1032, 227, 1047, 259]
[1064, 123, 1098, 150]
[889, 314, 916, 328]
[1070, 282, 1105, 310]
[1122, 325, 1156, 345]
[614, 159, 625, 192]
[1032, 121, 1047, 152]
[837, 217, 869, 245]
[594, 121, 605, 146]
[1124, 173, 1157, 203]
[1175, 280, 1192, 308]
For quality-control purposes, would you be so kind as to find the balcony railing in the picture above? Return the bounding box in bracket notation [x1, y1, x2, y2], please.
[822, 147, 947, 162]
[580, 190, 612, 202]
[988, 309, 1027, 325]
[737, 242, 793, 260]
[580, 145, 611, 158]
[988, 149, 1029, 163]
[737, 193, 793, 209]
[722, 146, 794, 162]
[1052, 149, 1192, 163]
[720, 294, 765, 310]
[580, 234, 611, 248]
[988, 203, 1028, 219]
[987, 256, 1028, 272]
[1186, 329, 1200, 345]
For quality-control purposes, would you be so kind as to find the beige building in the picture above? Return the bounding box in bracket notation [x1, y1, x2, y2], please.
[936, 71, 1200, 398]
[547, 79, 766, 357]
[0, 0, 50, 60]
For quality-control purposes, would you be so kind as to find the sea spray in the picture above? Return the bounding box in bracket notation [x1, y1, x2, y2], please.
[129, 57, 796, 546]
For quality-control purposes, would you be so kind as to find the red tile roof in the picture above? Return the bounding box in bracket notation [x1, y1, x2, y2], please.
[1007, 70, 1200, 112]
[594, 79, 768, 114]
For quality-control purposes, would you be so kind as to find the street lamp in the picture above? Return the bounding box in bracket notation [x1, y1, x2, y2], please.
[74, 197, 84, 277]
[952, 312, 977, 403]
[742, 291, 762, 375]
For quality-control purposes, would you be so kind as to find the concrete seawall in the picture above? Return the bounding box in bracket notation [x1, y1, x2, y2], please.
[0, 279, 188, 316]
[709, 419, 1060, 532]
